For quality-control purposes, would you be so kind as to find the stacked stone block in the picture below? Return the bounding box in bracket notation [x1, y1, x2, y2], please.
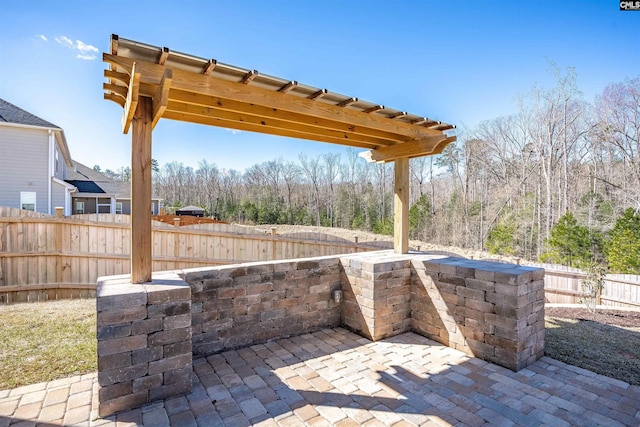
[340, 252, 412, 341]
[411, 256, 545, 371]
[182, 256, 342, 356]
[95, 251, 545, 417]
[96, 272, 192, 417]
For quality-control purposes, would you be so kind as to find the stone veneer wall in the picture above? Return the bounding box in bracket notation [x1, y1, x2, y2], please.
[340, 252, 412, 340]
[411, 256, 545, 371]
[340, 252, 545, 371]
[96, 251, 544, 417]
[181, 256, 342, 356]
[96, 272, 192, 417]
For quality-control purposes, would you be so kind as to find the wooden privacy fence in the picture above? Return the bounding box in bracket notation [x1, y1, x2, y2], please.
[2, 208, 639, 309]
[0, 208, 390, 303]
[525, 262, 640, 309]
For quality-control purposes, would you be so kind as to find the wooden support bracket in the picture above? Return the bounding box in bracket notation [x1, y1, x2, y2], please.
[152, 69, 173, 129]
[121, 62, 141, 134]
[360, 135, 457, 163]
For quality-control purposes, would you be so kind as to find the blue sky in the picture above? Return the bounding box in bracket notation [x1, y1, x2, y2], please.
[1, 1, 638, 172]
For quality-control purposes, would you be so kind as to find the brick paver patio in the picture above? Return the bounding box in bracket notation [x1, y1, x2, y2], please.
[1, 327, 639, 426]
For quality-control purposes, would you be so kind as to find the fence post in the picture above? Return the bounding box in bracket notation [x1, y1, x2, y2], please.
[271, 228, 277, 260]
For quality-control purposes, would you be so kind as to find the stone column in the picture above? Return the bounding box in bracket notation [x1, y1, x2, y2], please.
[96, 272, 192, 417]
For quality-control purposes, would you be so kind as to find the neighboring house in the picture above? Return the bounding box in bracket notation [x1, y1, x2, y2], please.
[0, 98, 76, 215]
[66, 161, 162, 215]
[176, 205, 205, 217]
[0, 98, 162, 216]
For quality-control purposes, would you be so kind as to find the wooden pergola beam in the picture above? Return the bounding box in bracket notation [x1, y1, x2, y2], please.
[163, 88, 412, 144]
[364, 105, 384, 114]
[104, 54, 443, 140]
[151, 69, 173, 129]
[240, 70, 258, 85]
[308, 89, 327, 101]
[103, 36, 456, 280]
[202, 59, 217, 75]
[158, 47, 170, 65]
[121, 63, 141, 134]
[278, 81, 297, 93]
[163, 101, 385, 148]
[361, 135, 457, 163]
[337, 97, 358, 108]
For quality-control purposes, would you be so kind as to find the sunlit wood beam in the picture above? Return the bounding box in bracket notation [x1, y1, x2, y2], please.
[164, 101, 386, 148]
[103, 83, 127, 98]
[308, 89, 327, 101]
[278, 81, 297, 93]
[164, 88, 409, 143]
[240, 70, 258, 85]
[121, 62, 141, 134]
[364, 105, 384, 114]
[158, 47, 170, 65]
[360, 135, 457, 163]
[104, 54, 444, 140]
[337, 97, 358, 108]
[152, 69, 173, 129]
[104, 93, 125, 107]
[110, 34, 119, 55]
[202, 59, 217, 75]
[390, 111, 408, 120]
[104, 69, 130, 85]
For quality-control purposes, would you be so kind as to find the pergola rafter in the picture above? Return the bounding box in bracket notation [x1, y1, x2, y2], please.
[103, 35, 456, 283]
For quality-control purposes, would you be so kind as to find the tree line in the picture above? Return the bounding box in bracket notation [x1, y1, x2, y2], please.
[98, 66, 640, 273]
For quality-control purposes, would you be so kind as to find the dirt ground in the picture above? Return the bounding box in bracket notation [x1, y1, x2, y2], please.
[546, 306, 640, 329]
[153, 214, 226, 226]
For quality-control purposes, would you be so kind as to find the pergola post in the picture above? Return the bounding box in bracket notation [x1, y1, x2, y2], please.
[131, 96, 153, 283]
[393, 157, 409, 254]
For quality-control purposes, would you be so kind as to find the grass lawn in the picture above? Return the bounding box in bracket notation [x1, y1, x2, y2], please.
[0, 299, 96, 390]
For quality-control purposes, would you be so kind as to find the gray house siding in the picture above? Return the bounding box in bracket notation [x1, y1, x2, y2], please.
[51, 182, 67, 212]
[120, 200, 131, 214]
[53, 144, 67, 181]
[0, 126, 50, 213]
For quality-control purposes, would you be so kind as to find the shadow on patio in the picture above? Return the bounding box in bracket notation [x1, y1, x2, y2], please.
[100, 327, 640, 426]
[2, 326, 639, 425]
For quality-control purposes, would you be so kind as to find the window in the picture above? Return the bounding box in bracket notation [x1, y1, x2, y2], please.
[115, 202, 123, 214]
[76, 201, 85, 214]
[20, 192, 36, 211]
[55, 150, 59, 174]
[97, 198, 112, 214]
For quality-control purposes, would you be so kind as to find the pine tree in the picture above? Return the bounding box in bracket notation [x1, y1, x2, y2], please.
[541, 212, 594, 267]
[606, 208, 640, 273]
[485, 216, 516, 256]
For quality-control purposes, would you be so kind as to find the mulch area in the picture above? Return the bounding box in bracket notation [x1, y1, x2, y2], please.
[544, 306, 640, 386]
[153, 214, 227, 226]
[545, 306, 640, 328]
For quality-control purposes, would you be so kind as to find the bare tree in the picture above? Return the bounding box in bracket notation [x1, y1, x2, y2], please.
[299, 154, 324, 226]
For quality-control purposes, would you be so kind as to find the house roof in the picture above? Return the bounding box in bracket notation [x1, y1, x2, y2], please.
[66, 180, 105, 193]
[177, 205, 205, 212]
[67, 160, 161, 200]
[0, 98, 60, 129]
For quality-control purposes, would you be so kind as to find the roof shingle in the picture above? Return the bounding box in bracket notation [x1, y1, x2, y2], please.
[0, 98, 60, 129]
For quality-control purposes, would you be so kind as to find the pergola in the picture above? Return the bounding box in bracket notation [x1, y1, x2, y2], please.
[103, 35, 456, 283]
